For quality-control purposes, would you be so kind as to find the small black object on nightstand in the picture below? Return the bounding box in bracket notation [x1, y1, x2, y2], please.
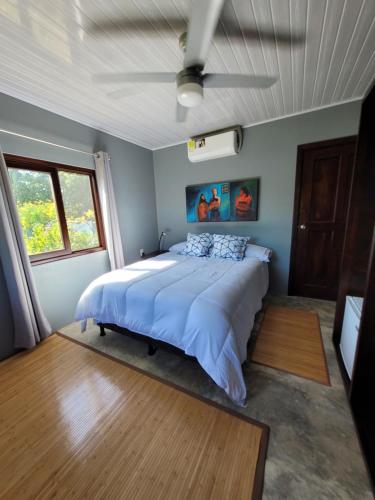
[141, 250, 168, 260]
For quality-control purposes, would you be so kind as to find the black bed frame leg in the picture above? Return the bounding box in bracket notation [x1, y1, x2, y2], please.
[148, 343, 157, 356]
[99, 325, 106, 337]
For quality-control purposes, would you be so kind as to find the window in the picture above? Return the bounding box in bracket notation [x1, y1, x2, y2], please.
[6, 154, 105, 264]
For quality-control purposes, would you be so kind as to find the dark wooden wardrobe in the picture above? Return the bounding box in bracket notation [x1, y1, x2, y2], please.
[333, 83, 375, 488]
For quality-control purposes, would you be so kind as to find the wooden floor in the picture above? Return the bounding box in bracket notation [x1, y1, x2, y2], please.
[0, 335, 268, 500]
[251, 306, 330, 385]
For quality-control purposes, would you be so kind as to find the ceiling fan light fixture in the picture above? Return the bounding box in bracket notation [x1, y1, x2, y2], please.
[177, 82, 203, 108]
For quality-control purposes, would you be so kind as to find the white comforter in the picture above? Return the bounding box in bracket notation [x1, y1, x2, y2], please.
[75, 253, 268, 405]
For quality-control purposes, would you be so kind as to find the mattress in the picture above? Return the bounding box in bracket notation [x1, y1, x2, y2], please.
[75, 252, 269, 405]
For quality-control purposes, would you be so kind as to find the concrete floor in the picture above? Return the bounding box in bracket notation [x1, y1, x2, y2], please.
[60, 296, 373, 499]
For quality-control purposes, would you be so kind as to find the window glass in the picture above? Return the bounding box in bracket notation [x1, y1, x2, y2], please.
[58, 171, 99, 251]
[8, 168, 64, 255]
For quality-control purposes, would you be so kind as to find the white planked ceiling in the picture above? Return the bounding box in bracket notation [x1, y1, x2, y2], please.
[0, 0, 374, 150]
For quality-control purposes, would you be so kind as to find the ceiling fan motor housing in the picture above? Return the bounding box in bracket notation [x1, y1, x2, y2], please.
[177, 67, 203, 108]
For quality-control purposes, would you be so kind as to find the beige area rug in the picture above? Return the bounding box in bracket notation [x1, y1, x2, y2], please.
[251, 305, 330, 385]
[0, 334, 268, 500]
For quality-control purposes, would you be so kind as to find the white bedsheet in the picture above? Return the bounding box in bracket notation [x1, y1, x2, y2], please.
[75, 253, 268, 405]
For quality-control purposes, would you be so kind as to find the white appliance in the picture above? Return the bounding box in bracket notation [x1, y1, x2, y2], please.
[340, 295, 363, 379]
[187, 127, 243, 163]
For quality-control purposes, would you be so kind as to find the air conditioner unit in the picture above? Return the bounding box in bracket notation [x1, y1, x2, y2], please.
[187, 126, 243, 163]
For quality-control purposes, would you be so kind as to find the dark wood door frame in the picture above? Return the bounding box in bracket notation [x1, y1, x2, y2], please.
[288, 136, 357, 298]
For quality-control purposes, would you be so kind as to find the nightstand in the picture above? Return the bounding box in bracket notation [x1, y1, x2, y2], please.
[141, 250, 168, 259]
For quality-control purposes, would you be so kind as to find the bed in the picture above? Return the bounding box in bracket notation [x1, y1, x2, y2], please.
[75, 251, 269, 405]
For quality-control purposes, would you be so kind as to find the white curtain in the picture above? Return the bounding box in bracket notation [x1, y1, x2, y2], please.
[95, 151, 125, 270]
[0, 148, 51, 348]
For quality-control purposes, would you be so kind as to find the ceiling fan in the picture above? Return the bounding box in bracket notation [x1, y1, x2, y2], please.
[90, 0, 303, 122]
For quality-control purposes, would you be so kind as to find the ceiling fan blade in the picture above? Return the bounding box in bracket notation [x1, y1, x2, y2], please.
[203, 73, 277, 88]
[86, 14, 304, 46]
[92, 72, 176, 84]
[223, 26, 304, 46]
[176, 102, 188, 123]
[86, 17, 186, 35]
[184, 0, 226, 69]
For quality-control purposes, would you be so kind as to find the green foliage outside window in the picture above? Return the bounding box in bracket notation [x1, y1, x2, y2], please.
[59, 171, 99, 251]
[17, 201, 63, 255]
[9, 168, 100, 256]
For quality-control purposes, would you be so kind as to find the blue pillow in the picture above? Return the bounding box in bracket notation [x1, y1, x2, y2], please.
[179, 233, 212, 257]
[210, 234, 248, 261]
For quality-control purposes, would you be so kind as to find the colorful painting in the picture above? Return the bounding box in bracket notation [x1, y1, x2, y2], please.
[186, 182, 230, 223]
[186, 178, 259, 223]
[229, 178, 259, 221]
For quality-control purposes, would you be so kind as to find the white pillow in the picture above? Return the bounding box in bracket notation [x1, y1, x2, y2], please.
[244, 243, 272, 262]
[168, 241, 187, 253]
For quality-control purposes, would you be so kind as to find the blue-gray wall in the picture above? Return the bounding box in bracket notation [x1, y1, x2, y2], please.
[0, 92, 158, 358]
[153, 101, 361, 294]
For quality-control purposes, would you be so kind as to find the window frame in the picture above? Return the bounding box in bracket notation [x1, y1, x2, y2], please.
[5, 154, 106, 265]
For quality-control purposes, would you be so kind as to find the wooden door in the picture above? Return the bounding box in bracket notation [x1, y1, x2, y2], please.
[289, 136, 357, 300]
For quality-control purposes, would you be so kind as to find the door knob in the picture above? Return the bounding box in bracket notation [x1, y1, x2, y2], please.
[299, 224, 306, 230]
